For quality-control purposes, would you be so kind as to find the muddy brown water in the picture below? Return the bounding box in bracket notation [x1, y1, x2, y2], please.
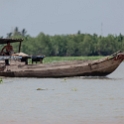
[0, 63, 124, 124]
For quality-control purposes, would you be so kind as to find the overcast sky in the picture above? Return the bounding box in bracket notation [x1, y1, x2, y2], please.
[0, 0, 124, 37]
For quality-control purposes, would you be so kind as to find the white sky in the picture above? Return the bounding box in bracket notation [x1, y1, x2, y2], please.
[0, 0, 124, 37]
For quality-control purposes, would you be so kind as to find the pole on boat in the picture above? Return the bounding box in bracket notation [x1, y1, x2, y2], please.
[18, 41, 22, 53]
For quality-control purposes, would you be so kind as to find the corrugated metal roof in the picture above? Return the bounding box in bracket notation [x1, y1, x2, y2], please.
[0, 39, 23, 44]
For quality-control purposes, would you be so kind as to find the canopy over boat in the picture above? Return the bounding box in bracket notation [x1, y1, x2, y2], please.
[0, 38, 23, 44]
[0, 38, 23, 52]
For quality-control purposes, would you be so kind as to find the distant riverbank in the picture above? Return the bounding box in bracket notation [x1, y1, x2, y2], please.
[43, 56, 103, 63]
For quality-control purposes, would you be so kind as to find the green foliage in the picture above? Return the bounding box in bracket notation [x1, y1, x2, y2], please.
[2, 27, 124, 56]
[97, 35, 119, 55]
[78, 34, 95, 56]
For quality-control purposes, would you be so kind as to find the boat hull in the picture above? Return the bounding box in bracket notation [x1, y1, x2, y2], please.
[0, 54, 123, 78]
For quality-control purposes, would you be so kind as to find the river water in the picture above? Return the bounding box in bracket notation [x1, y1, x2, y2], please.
[0, 63, 124, 124]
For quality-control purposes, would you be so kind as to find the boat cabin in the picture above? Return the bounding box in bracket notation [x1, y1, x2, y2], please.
[0, 38, 45, 65]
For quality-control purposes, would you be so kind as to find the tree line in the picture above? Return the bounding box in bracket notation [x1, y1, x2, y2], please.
[1, 27, 124, 56]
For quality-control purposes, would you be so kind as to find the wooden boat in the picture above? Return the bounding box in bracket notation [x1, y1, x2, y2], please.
[0, 38, 124, 78]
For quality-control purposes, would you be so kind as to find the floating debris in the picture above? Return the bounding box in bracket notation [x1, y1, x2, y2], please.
[0, 78, 3, 84]
[36, 88, 48, 90]
[61, 78, 67, 83]
[71, 88, 78, 91]
[64, 78, 66, 81]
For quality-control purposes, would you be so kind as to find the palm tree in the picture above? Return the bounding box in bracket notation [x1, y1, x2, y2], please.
[21, 29, 27, 37]
[13, 27, 21, 36]
[7, 32, 12, 38]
